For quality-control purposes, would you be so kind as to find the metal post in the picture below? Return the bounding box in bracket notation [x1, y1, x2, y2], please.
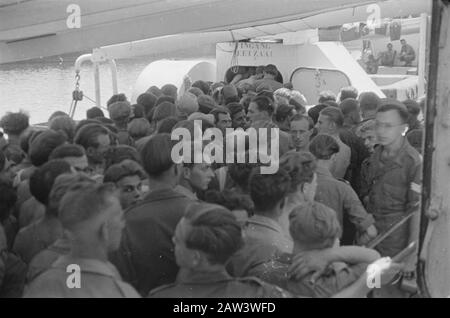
[109, 59, 118, 94]
[418, 13, 428, 97]
[94, 62, 101, 108]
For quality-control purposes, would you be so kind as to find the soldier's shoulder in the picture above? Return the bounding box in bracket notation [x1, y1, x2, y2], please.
[403, 142, 422, 164]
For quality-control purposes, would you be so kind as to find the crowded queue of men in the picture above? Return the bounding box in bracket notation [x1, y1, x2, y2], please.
[0, 64, 422, 297]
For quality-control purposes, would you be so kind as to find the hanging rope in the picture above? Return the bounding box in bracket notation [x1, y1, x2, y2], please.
[230, 30, 240, 74]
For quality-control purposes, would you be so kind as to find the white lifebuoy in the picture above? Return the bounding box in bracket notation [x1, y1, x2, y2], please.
[131, 59, 216, 102]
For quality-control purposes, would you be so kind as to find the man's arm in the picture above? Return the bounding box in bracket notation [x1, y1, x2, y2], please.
[332, 257, 403, 298]
[288, 246, 381, 281]
[343, 184, 376, 233]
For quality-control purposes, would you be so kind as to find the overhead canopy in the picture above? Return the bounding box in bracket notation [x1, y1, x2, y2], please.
[0, 0, 430, 64]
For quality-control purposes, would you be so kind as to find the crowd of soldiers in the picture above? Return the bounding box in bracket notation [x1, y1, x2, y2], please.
[0, 64, 423, 298]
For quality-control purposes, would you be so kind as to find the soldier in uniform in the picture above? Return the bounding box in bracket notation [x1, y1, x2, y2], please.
[26, 172, 95, 283]
[148, 202, 290, 298]
[315, 107, 351, 180]
[361, 100, 421, 297]
[309, 134, 377, 245]
[24, 182, 140, 297]
[227, 168, 293, 278]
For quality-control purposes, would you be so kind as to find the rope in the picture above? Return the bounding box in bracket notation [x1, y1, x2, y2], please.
[83, 94, 109, 111]
[230, 30, 240, 74]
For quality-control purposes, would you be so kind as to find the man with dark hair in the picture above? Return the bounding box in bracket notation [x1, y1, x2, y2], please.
[149, 203, 290, 298]
[340, 98, 361, 131]
[339, 86, 358, 102]
[12, 129, 43, 185]
[74, 119, 101, 135]
[29, 130, 67, 168]
[161, 84, 178, 100]
[403, 99, 423, 133]
[147, 86, 162, 98]
[108, 101, 134, 146]
[13, 160, 72, 264]
[153, 102, 177, 129]
[247, 95, 291, 155]
[188, 87, 203, 98]
[128, 118, 151, 141]
[356, 119, 378, 153]
[359, 92, 381, 121]
[175, 145, 215, 200]
[24, 182, 140, 297]
[209, 106, 232, 134]
[0, 111, 30, 147]
[155, 95, 176, 108]
[247, 96, 274, 125]
[107, 93, 128, 108]
[222, 84, 240, 105]
[156, 116, 179, 134]
[112, 134, 195, 296]
[74, 123, 111, 178]
[337, 99, 372, 199]
[2, 140, 25, 169]
[49, 115, 76, 143]
[229, 168, 293, 277]
[253, 64, 283, 92]
[136, 92, 157, 117]
[197, 95, 217, 114]
[307, 104, 329, 125]
[49, 144, 89, 174]
[103, 145, 141, 171]
[309, 134, 377, 244]
[361, 99, 421, 297]
[104, 160, 146, 209]
[236, 66, 264, 91]
[228, 154, 261, 195]
[289, 114, 314, 152]
[191, 80, 210, 95]
[316, 107, 351, 179]
[274, 104, 295, 132]
[26, 173, 95, 283]
[131, 103, 145, 119]
[203, 189, 253, 225]
[226, 102, 247, 129]
[16, 130, 68, 229]
[86, 107, 105, 119]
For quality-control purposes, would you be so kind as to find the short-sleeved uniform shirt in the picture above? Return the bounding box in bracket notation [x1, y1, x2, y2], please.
[314, 166, 375, 236]
[361, 139, 422, 257]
